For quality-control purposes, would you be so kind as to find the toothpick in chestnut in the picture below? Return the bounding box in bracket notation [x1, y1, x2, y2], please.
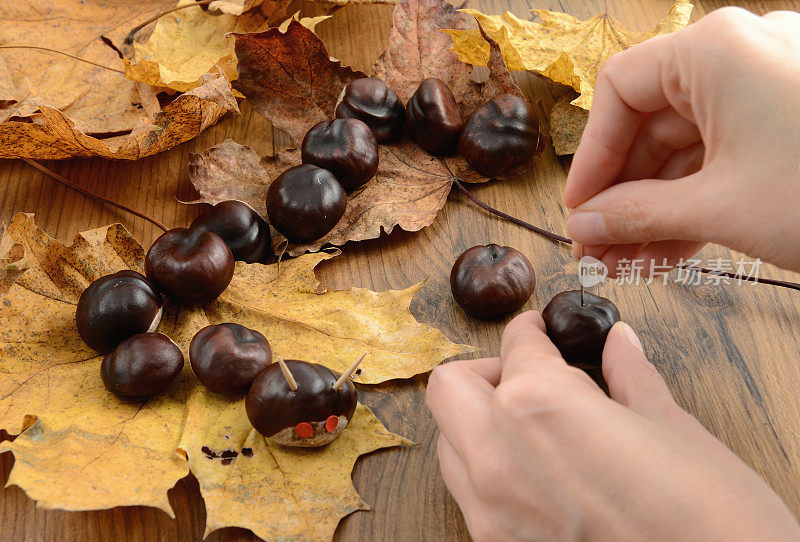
[189, 323, 272, 395]
[76, 270, 163, 354]
[145, 228, 235, 307]
[190, 200, 272, 264]
[101, 332, 184, 397]
[245, 354, 364, 447]
[335, 78, 405, 143]
[542, 290, 621, 370]
[450, 244, 536, 318]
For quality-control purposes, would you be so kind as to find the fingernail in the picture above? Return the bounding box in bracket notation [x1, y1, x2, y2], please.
[614, 322, 643, 352]
[566, 212, 611, 244]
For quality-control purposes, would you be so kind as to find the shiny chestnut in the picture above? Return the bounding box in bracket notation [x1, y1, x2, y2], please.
[301, 119, 379, 192]
[246, 360, 357, 447]
[542, 290, 621, 370]
[406, 78, 462, 156]
[265, 164, 347, 243]
[450, 244, 536, 318]
[189, 323, 272, 395]
[189, 200, 272, 264]
[101, 332, 184, 397]
[459, 94, 539, 177]
[76, 270, 163, 354]
[145, 228, 235, 307]
[335, 78, 405, 143]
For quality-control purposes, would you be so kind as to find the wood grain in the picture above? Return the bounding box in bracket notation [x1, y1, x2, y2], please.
[3, 0, 800, 540]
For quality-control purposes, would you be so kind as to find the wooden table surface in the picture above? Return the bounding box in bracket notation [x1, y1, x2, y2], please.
[3, 0, 800, 540]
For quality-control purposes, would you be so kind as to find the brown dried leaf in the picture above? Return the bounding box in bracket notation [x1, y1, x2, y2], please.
[0, 74, 239, 160]
[233, 21, 367, 145]
[0, 214, 465, 535]
[550, 94, 589, 155]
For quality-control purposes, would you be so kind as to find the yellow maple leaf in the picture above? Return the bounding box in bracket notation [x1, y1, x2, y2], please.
[446, 1, 692, 110]
[124, 1, 331, 93]
[0, 213, 465, 536]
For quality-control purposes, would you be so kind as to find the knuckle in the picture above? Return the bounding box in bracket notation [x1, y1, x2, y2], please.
[492, 373, 563, 420]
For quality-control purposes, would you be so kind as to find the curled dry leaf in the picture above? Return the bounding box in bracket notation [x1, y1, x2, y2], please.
[218, 0, 528, 255]
[0, 74, 239, 160]
[125, 2, 331, 93]
[0, 0, 173, 132]
[0, 214, 464, 536]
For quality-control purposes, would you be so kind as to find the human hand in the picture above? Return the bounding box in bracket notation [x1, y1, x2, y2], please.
[426, 311, 800, 541]
[564, 8, 800, 274]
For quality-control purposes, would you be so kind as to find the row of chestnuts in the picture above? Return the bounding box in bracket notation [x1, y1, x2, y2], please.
[449, 244, 621, 370]
[267, 77, 540, 245]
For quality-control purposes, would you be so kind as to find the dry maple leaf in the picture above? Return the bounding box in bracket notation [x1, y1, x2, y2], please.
[208, 0, 269, 15]
[0, 0, 174, 132]
[0, 73, 239, 160]
[124, 2, 329, 93]
[214, 0, 528, 255]
[447, 1, 692, 111]
[0, 213, 464, 537]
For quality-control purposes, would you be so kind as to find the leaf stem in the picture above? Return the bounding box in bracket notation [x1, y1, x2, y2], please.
[452, 178, 573, 245]
[22, 159, 169, 232]
[0, 46, 124, 74]
[677, 265, 800, 291]
[125, 0, 217, 44]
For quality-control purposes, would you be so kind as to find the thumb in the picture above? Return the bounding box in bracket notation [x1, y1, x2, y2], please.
[567, 173, 715, 246]
[602, 322, 683, 423]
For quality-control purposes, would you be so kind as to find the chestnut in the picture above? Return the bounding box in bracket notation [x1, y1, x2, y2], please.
[542, 290, 621, 370]
[265, 164, 347, 243]
[406, 78, 462, 156]
[335, 77, 405, 143]
[101, 332, 184, 397]
[459, 94, 539, 177]
[189, 323, 272, 395]
[76, 271, 163, 354]
[189, 200, 272, 264]
[246, 359, 357, 447]
[301, 119, 379, 192]
[450, 244, 536, 318]
[145, 228, 235, 307]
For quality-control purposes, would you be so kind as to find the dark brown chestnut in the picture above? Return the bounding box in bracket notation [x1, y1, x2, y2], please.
[450, 244, 536, 317]
[301, 119, 379, 192]
[459, 94, 539, 177]
[406, 78, 463, 156]
[246, 359, 357, 447]
[189, 200, 272, 264]
[101, 332, 184, 397]
[76, 270, 163, 354]
[189, 323, 272, 395]
[145, 228, 235, 307]
[542, 290, 621, 370]
[265, 164, 347, 243]
[335, 78, 405, 143]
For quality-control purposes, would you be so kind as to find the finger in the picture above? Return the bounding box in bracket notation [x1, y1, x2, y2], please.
[633, 240, 706, 270]
[499, 311, 566, 383]
[655, 141, 705, 180]
[456, 357, 501, 387]
[426, 360, 493, 455]
[566, 170, 713, 246]
[436, 436, 484, 535]
[617, 107, 701, 183]
[602, 322, 684, 423]
[564, 31, 691, 208]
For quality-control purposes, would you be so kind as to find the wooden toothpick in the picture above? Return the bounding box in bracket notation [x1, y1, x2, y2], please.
[276, 356, 298, 391]
[332, 352, 367, 391]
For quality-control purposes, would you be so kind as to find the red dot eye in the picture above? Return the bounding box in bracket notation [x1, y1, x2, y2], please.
[294, 422, 314, 438]
[325, 415, 339, 433]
